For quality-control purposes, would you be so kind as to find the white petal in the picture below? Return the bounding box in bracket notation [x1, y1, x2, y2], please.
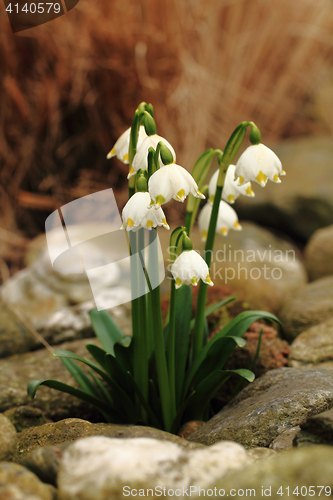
[107, 126, 147, 164]
[171, 250, 213, 288]
[235, 143, 283, 187]
[121, 192, 151, 231]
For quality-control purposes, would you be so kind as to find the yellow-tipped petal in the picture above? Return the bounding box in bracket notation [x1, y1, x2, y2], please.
[106, 146, 116, 159]
[256, 170, 267, 187]
[238, 176, 245, 184]
[162, 217, 170, 229]
[208, 195, 215, 204]
[123, 153, 129, 163]
[273, 173, 281, 183]
[127, 218, 135, 228]
[175, 277, 182, 289]
[220, 227, 228, 235]
[129, 166, 135, 175]
[234, 220, 242, 230]
[246, 185, 254, 196]
[176, 189, 185, 200]
[201, 229, 208, 241]
[191, 277, 198, 285]
[205, 274, 214, 286]
[196, 190, 205, 199]
[146, 220, 154, 228]
[227, 194, 235, 203]
[154, 194, 166, 208]
[281, 169, 286, 175]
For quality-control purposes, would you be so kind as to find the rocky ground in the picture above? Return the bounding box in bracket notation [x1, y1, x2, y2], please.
[1, 138, 333, 499]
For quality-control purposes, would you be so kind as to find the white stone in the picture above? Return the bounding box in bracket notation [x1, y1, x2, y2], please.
[58, 436, 251, 500]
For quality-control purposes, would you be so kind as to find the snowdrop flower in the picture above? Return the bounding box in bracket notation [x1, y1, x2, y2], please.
[107, 126, 147, 164]
[171, 250, 214, 289]
[149, 163, 205, 208]
[121, 192, 169, 231]
[235, 143, 286, 187]
[128, 135, 176, 178]
[198, 201, 242, 241]
[209, 164, 255, 204]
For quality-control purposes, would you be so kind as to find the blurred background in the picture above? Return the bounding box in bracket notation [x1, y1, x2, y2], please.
[1, 0, 333, 278]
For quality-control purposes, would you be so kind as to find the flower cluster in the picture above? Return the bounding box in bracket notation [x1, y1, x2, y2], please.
[107, 119, 285, 289]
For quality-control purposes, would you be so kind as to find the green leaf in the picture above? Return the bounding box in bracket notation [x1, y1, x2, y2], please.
[183, 368, 254, 421]
[190, 336, 246, 393]
[89, 309, 123, 355]
[114, 340, 133, 376]
[27, 379, 123, 422]
[127, 373, 162, 429]
[184, 310, 280, 397]
[59, 357, 97, 395]
[189, 297, 235, 331]
[54, 349, 110, 383]
[84, 344, 111, 374]
[174, 285, 193, 408]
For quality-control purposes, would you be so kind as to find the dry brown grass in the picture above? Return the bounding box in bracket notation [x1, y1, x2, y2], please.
[0, 0, 333, 245]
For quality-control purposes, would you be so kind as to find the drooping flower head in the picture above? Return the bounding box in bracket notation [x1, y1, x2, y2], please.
[149, 163, 205, 208]
[128, 135, 176, 178]
[107, 126, 147, 164]
[235, 143, 285, 187]
[171, 250, 214, 289]
[198, 200, 242, 242]
[121, 192, 169, 231]
[209, 164, 255, 204]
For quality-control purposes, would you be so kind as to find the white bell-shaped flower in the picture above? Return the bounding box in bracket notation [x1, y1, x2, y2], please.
[149, 163, 205, 208]
[107, 126, 147, 164]
[209, 164, 255, 204]
[198, 200, 242, 242]
[121, 192, 169, 231]
[171, 250, 214, 289]
[235, 143, 286, 187]
[128, 134, 176, 178]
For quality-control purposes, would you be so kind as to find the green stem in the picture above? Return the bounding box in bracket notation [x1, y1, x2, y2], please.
[192, 184, 223, 360]
[184, 211, 192, 235]
[149, 228, 173, 431]
[167, 280, 177, 415]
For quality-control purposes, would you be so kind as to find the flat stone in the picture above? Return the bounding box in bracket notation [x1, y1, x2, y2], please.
[289, 318, 333, 367]
[0, 338, 103, 422]
[0, 462, 56, 500]
[211, 446, 333, 498]
[57, 436, 250, 500]
[279, 276, 333, 341]
[186, 367, 333, 448]
[14, 418, 203, 463]
[0, 414, 17, 461]
[3, 406, 51, 432]
[305, 224, 333, 281]
[235, 136, 333, 241]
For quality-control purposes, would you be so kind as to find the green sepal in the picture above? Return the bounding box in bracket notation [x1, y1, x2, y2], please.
[249, 122, 261, 145]
[158, 142, 174, 165]
[142, 111, 157, 136]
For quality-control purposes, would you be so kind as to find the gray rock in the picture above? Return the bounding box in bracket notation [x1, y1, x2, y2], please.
[279, 276, 333, 341]
[57, 436, 250, 500]
[14, 418, 203, 463]
[0, 337, 104, 422]
[186, 367, 333, 448]
[0, 415, 17, 461]
[305, 224, 333, 281]
[0, 301, 36, 358]
[0, 462, 56, 500]
[289, 318, 333, 367]
[20, 443, 69, 486]
[211, 446, 333, 499]
[270, 426, 300, 451]
[235, 136, 333, 241]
